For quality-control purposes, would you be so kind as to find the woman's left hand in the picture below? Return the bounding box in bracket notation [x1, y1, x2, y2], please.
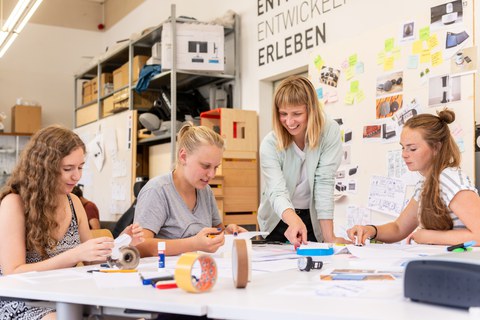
[225, 224, 248, 235]
[121, 223, 145, 246]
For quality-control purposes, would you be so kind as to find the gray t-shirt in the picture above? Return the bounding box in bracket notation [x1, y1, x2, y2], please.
[134, 172, 222, 239]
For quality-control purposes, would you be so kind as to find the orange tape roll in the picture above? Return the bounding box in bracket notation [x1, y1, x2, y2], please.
[232, 239, 250, 288]
[174, 252, 217, 293]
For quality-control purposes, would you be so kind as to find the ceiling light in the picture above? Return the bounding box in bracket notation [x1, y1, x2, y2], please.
[0, 0, 43, 58]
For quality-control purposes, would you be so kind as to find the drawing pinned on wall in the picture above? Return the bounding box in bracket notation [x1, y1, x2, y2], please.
[319, 66, 340, 87]
[387, 150, 420, 186]
[376, 71, 403, 97]
[346, 206, 371, 229]
[401, 21, 415, 42]
[375, 94, 403, 119]
[430, 0, 463, 31]
[105, 127, 118, 158]
[362, 124, 382, 141]
[450, 46, 477, 76]
[428, 74, 461, 106]
[88, 133, 105, 172]
[367, 175, 406, 217]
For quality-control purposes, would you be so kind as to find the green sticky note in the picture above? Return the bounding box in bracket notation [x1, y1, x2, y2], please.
[385, 38, 394, 52]
[349, 54, 358, 67]
[419, 26, 430, 41]
[350, 80, 359, 93]
[314, 55, 324, 70]
[344, 92, 355, 105]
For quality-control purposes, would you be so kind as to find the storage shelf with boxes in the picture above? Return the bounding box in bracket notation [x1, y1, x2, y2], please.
[200, 108, 258, 230]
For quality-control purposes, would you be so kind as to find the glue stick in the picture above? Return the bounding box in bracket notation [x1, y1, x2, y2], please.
[158, 242, 165, 270]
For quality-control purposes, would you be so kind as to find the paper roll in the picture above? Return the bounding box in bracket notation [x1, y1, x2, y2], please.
[232, 239, 250, 288]
[174, 252, 217, 293]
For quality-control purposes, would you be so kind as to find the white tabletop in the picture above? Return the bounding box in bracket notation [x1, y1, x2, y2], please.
[0, 244, 476, 320]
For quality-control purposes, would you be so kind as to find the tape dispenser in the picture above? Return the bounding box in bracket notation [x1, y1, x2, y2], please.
[107, 234, 140, 270]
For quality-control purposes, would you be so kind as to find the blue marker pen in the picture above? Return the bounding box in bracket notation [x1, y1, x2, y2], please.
[447, 240, 476, 252]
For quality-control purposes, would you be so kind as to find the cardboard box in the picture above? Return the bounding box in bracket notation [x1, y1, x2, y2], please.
[76, 103, 98, 127]
[102, 96, 114, 117]
[113, 63, 129, 91]
[132, 55, 149, 83]
[11, 105, 42, 133]
[92, 73, 113, 97]
[162, 22, 224, 71]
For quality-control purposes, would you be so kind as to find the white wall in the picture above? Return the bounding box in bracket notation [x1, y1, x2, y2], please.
[0, 24, 103, 130]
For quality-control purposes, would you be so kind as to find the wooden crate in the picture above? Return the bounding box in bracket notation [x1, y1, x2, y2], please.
[223, 211, 258, 230]
[200, 108, 258, 152]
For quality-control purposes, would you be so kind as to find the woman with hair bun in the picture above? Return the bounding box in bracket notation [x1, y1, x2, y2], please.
[348, 109, 480, 246]
[134, 123, 246, 257]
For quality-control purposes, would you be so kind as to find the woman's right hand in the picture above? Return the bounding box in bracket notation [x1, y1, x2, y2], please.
[74, 236, 114, 262]
[282, 209, 308, 248]
[346, 225, 375, 246]
[194, 227, 225, 253]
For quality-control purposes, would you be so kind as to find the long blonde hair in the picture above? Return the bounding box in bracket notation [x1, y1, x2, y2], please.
[0, 125, 86, 258]
[272, 75, 325, 150]
[404, 109, 460, 230]
[176, 122, 224, 166]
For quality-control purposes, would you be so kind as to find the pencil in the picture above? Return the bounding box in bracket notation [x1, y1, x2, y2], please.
[99, 269, 138, 273]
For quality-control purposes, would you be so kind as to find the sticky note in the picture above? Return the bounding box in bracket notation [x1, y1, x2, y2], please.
[385, 38, 394, 52]
[383, 56, 394, 71]
[428, 34, 439, 50]
[420, 50, 431, 64]
[419, 26, 430, 41]
[407, 55, 419, 69]
[349, 54, 358, 67]
[350, 80, 359, 93]
[377, 51, 385, 65]
[392, 47, 401, 60]
[344, 92, 355, 105]
[345, 66, 354, 80]
[412, 40, 423, 54]
[314, 55, 324, 70]
[316, 87, 323, 99]
[355, 61, 364, 74]
[356, 90, 365, 103]
[431, 51, 443, 67]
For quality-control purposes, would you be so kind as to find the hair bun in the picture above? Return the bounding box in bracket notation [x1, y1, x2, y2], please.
[438, 109, 455, 124]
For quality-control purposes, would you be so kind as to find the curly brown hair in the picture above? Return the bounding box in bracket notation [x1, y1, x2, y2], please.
[0, 125, 86, 258]
[404, 109, 460, 230]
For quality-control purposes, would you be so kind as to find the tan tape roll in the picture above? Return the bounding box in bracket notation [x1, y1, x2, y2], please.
[174, 252, 217, 293]
[232, 239, 250, 288]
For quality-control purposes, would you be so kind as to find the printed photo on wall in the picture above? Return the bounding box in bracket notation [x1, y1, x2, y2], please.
[381, 122, 398, 144]
[376, 71, 403, 97]
[362, 125, 382, 141]
[428, 74, 461, 106]
[375, 94, 403, 119]
[319, 66, 341, 87]
[392, 99, 422, 127]
[450, 46, 477, 76]
[430, 0, 463, 31]
[401, 21, 415, 42]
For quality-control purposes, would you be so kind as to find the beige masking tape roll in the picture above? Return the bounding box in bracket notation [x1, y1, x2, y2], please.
[232, 239, 250, 288]
[174, 252, 217, 293]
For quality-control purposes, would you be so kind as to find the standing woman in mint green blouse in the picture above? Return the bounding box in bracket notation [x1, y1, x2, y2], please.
[258, 75, 350, 247]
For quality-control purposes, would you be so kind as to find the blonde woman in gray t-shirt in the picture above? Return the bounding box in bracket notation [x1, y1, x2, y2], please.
[135, 123, 246, 257]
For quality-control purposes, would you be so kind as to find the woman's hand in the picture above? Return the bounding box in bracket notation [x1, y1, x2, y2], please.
[346, 225, 376, 246]
[121, 223, 145, 246]
[194, 227, 225, 253]
[332, 236, 353, 244]
[225, 224, 248, 235]
[74, 236, 114, 262]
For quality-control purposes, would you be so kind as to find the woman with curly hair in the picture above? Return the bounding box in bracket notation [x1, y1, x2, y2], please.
[0, 125, 143, 320]
[347, 109, 480, 246]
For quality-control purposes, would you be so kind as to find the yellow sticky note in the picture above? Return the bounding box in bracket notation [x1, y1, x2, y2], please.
[412, 40, 423, 54]
[385, 38, 394, 52]
[356, 90, 365, 103]
[345, 66, 354, 80]
[392, 47, 401, 60]
[349, 54, 358, 67]
[350, 80, 359, 93]
[383, 56, 394, 71]
[420, 50, 431, 64]
[428, 34, 439, 50]
[377, 51, 385, 65]
[419, 26, 430, 41]
[314, 55, 324, 70]
[431, 51, 443, 67]
[344, 92, 355, 105]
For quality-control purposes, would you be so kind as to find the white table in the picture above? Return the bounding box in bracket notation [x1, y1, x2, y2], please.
[0, 245, 475, 320]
